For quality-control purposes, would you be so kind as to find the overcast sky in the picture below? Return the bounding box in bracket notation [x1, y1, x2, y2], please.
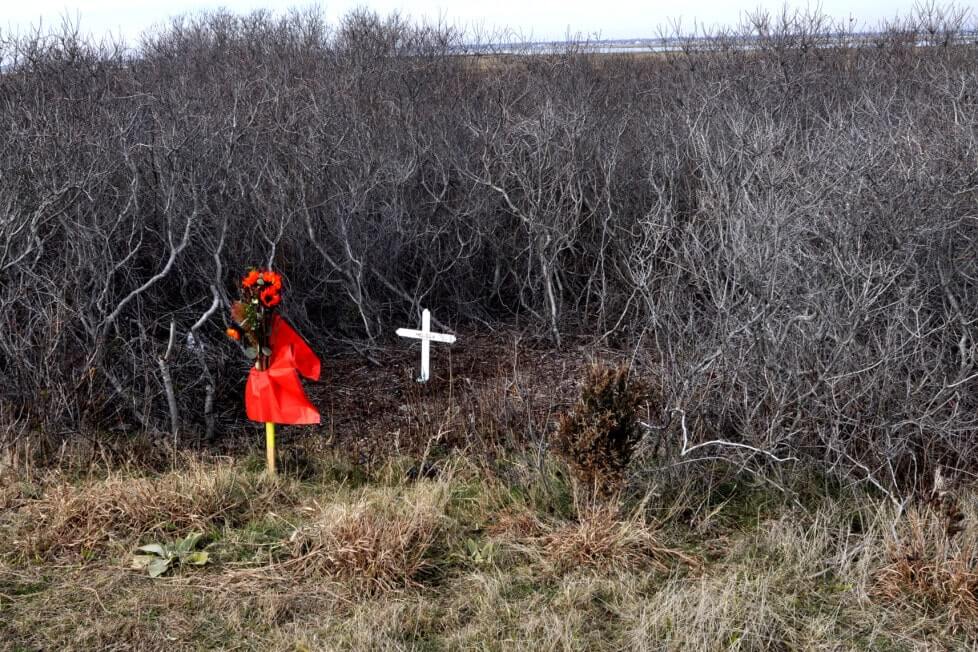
[3, 1, 930, 43]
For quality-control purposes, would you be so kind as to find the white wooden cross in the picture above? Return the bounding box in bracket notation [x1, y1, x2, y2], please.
[396, 308, 456, 382]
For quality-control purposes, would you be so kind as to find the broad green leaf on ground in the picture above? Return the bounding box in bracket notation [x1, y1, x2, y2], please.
[147, 558, 172, 578]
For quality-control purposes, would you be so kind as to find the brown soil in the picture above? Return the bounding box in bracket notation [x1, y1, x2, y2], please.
[286, 330, 623, 467]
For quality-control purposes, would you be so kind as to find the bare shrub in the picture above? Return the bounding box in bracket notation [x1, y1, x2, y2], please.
[0, 5, 976, 494]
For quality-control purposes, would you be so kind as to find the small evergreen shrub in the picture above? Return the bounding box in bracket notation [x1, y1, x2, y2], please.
[554, 362, 649, 495]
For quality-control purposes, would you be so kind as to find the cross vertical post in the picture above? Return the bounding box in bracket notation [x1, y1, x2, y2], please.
[420, 309, 431, 382]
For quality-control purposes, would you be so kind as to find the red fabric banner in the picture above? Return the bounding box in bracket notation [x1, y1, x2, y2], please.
[270, 315, 320, 381]
[245, 316, 321, 424]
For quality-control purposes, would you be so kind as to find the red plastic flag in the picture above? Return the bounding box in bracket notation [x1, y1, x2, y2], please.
[270, 315, 320, 382]
[244, 315, 321, 424]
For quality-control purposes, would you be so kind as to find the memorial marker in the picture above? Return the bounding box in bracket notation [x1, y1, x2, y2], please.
[396, 308, 456, 382]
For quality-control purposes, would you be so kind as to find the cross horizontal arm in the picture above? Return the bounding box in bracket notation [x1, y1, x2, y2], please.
[396, 328, 456, 344]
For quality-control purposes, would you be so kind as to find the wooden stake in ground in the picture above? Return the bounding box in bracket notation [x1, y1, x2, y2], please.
[396, 308, 456, 382]
[256, 357, 277, 477]
[265, 421, 276, 476]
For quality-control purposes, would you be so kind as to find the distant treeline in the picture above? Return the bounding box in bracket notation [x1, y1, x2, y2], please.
[463, 29, 978, 55]
[1, 5, 976, 493]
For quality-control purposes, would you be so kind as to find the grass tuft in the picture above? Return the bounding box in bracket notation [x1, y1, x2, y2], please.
[6, 461, 298, 560]
[273, 481, 450, 595]
[497, 498, 699, 576]
[875, 499, 978, 632]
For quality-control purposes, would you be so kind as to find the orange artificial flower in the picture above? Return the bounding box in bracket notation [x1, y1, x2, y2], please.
[242, 270, 260, 288]
[226, 327, 241, 341]
[260, 287, 281, 308]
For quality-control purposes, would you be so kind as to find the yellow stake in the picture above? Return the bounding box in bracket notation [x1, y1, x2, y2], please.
[265, 421, 276, 476]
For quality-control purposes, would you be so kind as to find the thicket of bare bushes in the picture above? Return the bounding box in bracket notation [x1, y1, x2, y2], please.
[1, 5, 976, 494]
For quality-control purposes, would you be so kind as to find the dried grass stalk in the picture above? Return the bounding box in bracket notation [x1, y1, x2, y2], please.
[10, 463, 292, 559]
[276, 483, 449, 595]
[875, 497, 978, 631]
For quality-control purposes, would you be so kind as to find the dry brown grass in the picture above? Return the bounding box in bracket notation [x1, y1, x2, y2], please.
[623, 506, 873, 650]
[5, 461, 297, 560]
[875, 499, 978, 631]
[6, 449, 978, 649]
[496, 499, 698, 576]
[272, 481, 450, 595]
[0, 479, 23, 512]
